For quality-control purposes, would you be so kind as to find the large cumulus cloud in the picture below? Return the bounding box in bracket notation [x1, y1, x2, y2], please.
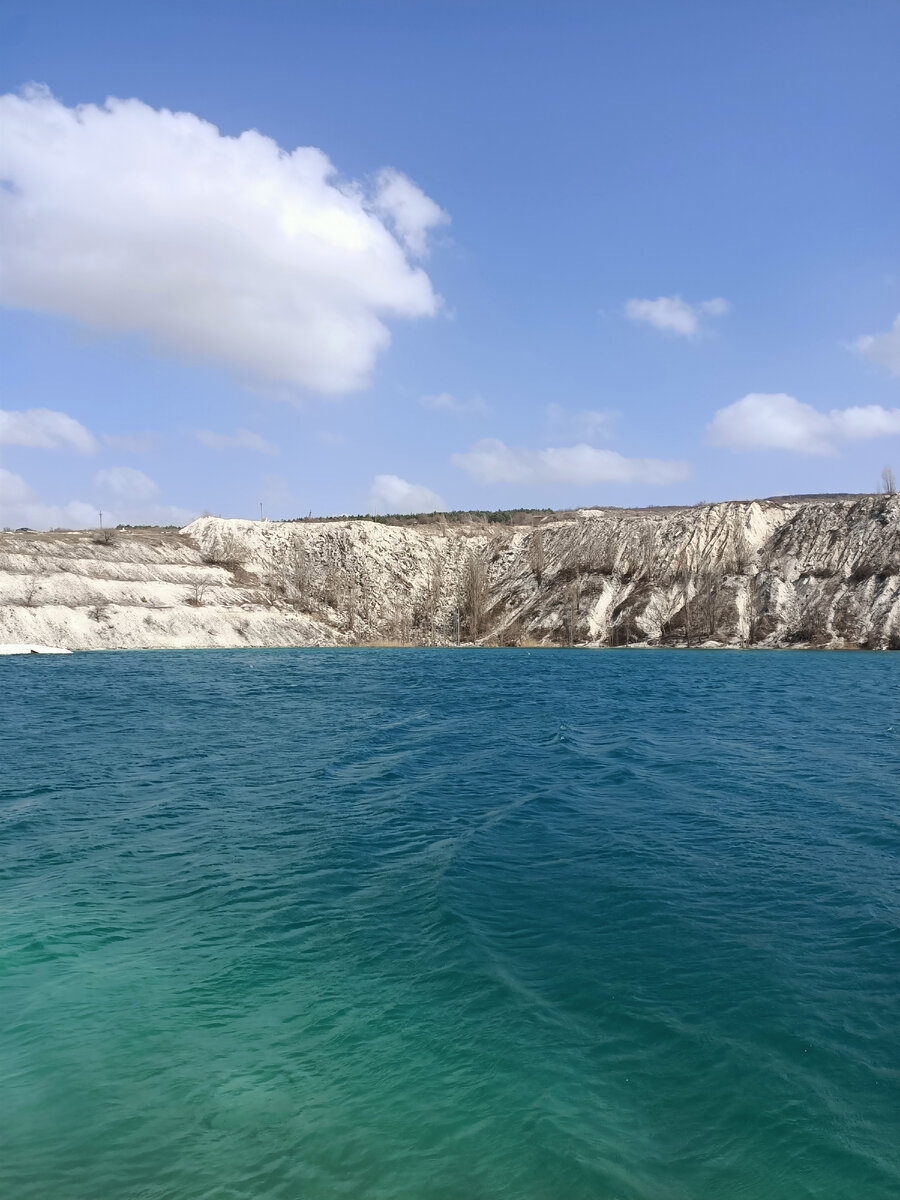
[0, 86, 448, 394]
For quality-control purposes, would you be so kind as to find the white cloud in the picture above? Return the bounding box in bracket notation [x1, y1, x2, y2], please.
[0, 86, 446, 395]
[707, 392, 900, 455]
[103, 432, 160, 453]
[0, 468, 99, 529]
[854, 314, 900, 375]
[0, 407, 97, 452]
[544, 403, 614, 442]
[1, 468, 37, 507]
[624, 295, 730, 337]
[373, 168, 449, 258]
[117, 504, 197, 527]
[94, 466, 160, 500]
[451, 438, 690, 486]
[368, 473, 447, 514]
[420, 392, 487, 416]
[195, 428, 279, 455]
[0, 468, 194, 530]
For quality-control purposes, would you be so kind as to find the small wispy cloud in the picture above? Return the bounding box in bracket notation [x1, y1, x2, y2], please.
[544, 403, 615, 443]
[94, 466, 160, 500]
[103, 432, 160, 453]
[451, 438, 690, 486]
[853, 314, 900, 375]
[624, 295, 730, 337]
[0, 407, 97, 453]
[420, 392, 488, 416]
[368, 473, 447, 513]
[372, 168, 450, 258]
[195, 428, 279, 455]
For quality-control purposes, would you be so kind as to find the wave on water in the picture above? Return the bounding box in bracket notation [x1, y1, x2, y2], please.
[1, 648, 899, 1200]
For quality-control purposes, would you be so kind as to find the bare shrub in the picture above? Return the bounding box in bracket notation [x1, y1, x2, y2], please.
[342, 569, 358, 632]
[323, 566, 342, 611]
[22, 575, 41, 606]
[832, 593, 861, 642]
[879, 465, 896, 495]
[731, 521, 751, 574]
[565, 577, 582, 645]
[528, 529, 546, 583]
[632, 523, 657, 580]
[608, 615, 643, 646]
[786, 592, 831, 644]
[581, 523, 617, 575]
[92, 527, 118, 546]
[695, 566, 729, 638]
[423, 556, 443, 642]
[285, 542, 310, 608]
[499, 618, 524, 646]
[186, 579, 211, 607]
[676, 553, 694, 646]
[460, 549, 488, 640]
[202, 528, 244, 569]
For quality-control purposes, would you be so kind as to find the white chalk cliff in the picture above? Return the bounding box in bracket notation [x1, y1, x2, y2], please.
[1, 494, 899, 651]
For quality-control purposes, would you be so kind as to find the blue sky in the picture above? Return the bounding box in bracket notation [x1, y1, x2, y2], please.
[2, 0, 900, 526]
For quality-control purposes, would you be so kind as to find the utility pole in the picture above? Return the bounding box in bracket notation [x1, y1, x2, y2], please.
[98, 510, 103, 529]
[259, 501, 264, 522]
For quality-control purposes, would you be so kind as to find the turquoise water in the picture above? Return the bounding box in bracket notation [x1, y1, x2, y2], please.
[1, 650, 899, 1200]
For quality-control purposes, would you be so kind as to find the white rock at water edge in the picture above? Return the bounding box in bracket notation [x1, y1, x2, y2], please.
[0, 644, 73, 655]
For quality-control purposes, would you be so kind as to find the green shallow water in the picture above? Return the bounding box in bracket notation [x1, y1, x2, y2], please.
[1, 648, 899, 1199]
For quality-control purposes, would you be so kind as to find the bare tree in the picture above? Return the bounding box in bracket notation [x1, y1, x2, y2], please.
[258, 552, 284, 606]
[880, 465, 897, 495]
[424, 555, 443, 642]
[286, 541, 310, 607]
[320, 562, 342, 611]
[731, 519, 751, 574]
[528, 529, 546, 583]
[461, 549, 488, 640]
[342, 562, 358, 632]
[92, 526, 117, 546]
[696, 565, 723, 638]
[22, 575, 41, 606]
[186, 579, 211, 606]
[634, 523, 656, 580]
[567, 579, 581, 645]
[19, 557, 51, 607]
[677, 553, 694, 647]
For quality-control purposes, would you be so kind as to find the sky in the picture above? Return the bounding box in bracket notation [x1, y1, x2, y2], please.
[2, 0, 900, 527]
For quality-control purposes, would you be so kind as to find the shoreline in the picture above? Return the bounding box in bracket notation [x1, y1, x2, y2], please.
[2, 641, 892, 656]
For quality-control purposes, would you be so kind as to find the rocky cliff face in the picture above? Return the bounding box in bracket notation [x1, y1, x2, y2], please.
[2, 494, 899, 651]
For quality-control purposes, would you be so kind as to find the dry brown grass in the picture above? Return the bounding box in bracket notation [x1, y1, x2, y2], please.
[355, 639, 413, 648]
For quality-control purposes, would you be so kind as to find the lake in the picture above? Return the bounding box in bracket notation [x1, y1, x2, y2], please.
[2, 648, 898, 1199]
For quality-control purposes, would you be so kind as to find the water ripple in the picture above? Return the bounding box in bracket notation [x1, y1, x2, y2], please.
[1, 648, 899, 1200]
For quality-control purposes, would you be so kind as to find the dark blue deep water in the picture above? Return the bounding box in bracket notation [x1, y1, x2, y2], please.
[1, 649, 899, 1199]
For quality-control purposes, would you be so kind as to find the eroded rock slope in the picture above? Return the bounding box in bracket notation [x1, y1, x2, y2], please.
[1, 494, 899, 650]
